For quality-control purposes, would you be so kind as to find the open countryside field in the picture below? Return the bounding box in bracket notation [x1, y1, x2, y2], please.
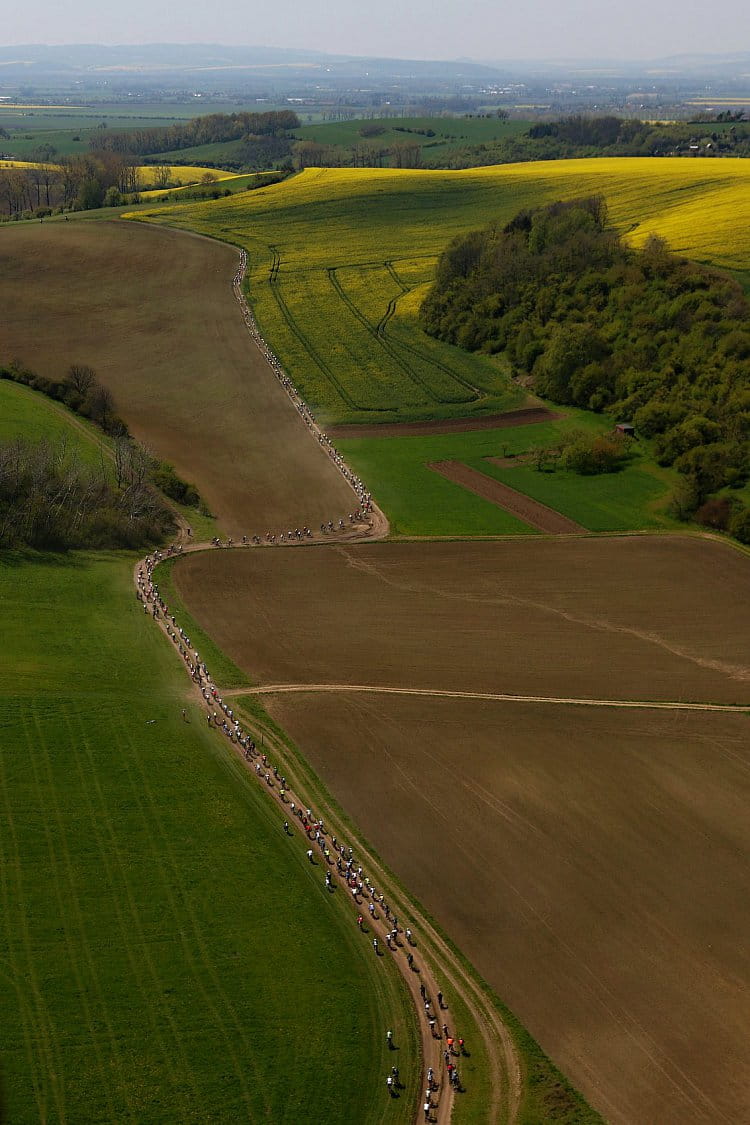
[294, 114, 529, 161]
[170, 537, 750, 708]
[259, 691, 750, 1125]
[136, 158, 750, 428]
[0, 551, 418, 1123]
[336, 412, 679, 535]
[166, 536, 750, 1122]
[0, 221, 357, 535]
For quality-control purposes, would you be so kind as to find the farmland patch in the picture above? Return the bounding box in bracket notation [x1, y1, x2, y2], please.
[171, 536, 750, 708]
[0, 221, 356, 535]
[428, 460, 586, 534]
[260, 689, 750, 1125]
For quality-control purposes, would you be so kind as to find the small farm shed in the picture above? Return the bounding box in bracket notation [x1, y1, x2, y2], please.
[615, 423, 635, 437]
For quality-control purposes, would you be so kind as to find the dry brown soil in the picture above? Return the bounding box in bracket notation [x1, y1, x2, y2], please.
[327, 406, 560, 438]
[172, 537, 750, 707]
[172, 533, 750, 1121]
[0, 221, 355, 534]
[429, 460, 586, 534]
[259, 690, 750, 1125]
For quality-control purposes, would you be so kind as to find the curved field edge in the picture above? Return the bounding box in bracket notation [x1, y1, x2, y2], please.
[158, 551, 602, 1124]
[0, 548, 418, 1124]
[155, 555, 250, 689]
[0, 379, 221, 542]
[128, 159, 750, 428]
[231, 697, 603, 1125]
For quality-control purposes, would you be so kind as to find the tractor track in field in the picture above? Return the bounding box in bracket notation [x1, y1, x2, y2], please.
[327, 265, 444, 405]
[224, 683, 749, 714]
[331, 263, 481, 404]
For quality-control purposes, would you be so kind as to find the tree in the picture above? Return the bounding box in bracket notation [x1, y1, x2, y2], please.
[83, 383, 115, 429]
[152, 165, 172, 189]
[728, 505, 750, 544]
[65, 364, 97, 396]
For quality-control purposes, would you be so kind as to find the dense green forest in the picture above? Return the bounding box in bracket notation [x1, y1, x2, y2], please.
[421, 197, 750, 540]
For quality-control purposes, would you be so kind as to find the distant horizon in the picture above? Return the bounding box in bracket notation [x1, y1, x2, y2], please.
[5, 0, 750, 66]
[2, 41, 750, 74]
[3, 41, 750, 62]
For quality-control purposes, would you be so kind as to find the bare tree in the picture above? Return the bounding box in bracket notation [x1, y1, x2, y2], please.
[83, 383, 115, 429]
[65, 364, 97, 396]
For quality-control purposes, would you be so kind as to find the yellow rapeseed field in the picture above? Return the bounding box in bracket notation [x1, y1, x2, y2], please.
[0, 159, 237, 186]
[134, 158, 750, 423]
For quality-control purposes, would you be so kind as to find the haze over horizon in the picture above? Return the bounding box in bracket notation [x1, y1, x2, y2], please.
[7, 0, 750, 66]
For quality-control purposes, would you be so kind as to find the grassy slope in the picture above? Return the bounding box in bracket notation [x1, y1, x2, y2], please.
[0, 380, 219, 539]
[0, 552, 418, 1124]
[134, 158, 750, 431]
[338, 413, 679, 536]
[0, 380, 109, 468]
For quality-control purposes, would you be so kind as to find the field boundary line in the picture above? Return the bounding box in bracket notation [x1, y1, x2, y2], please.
[225, 683, 750, 714]
[231, 247, 391, 540]
[136, 552, 487, 1125]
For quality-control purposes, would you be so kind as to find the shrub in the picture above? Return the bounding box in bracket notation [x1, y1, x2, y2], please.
[728, 505, 750, 544]
[695, 497, 733, 530]
[558, 430, 629, 475]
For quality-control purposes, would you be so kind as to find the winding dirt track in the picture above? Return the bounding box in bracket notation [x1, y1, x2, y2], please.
[130, 239, 525, 1124]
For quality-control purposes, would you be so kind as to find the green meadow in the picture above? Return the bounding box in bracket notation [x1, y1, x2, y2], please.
[0, 379, 108, 465]
[338, 413, 678, 536]
[0, 550, 418, 1123]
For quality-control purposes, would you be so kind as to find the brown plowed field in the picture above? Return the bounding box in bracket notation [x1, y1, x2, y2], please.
[327, 406, 560, 438]
[172, 533, 750, 1121]
[0, 222, 355, 534]
[259, 691, 750, 1125]
[429, 460, 586, 534]
[172, 537, 750, 707]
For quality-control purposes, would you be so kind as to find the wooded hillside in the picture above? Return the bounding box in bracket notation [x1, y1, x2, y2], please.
[421, 198, 750, 537]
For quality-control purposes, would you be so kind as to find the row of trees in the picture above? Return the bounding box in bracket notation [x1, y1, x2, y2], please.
[420, 115, 750, 169]
[0, 151, 223, 217]
[421, 197, 750, 541]
[90, 111, 300, 157]
[294, 139, 425, 169]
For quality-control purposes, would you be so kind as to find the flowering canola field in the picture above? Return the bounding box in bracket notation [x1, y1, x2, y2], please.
[135, 159, 750, 425]
[0, 160, 237, 185]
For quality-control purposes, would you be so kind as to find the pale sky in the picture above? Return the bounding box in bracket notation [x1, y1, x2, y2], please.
[6, 0, 750, 62]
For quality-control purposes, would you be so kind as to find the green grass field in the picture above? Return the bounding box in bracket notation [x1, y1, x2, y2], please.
[0, 380, 109, 467]
[294, 114, 528, 160]
[134, 158, 750, 429]
[0, 551, 418, 1123]
[338, 413, 679, 536]
[0, 385, 416, 1121]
